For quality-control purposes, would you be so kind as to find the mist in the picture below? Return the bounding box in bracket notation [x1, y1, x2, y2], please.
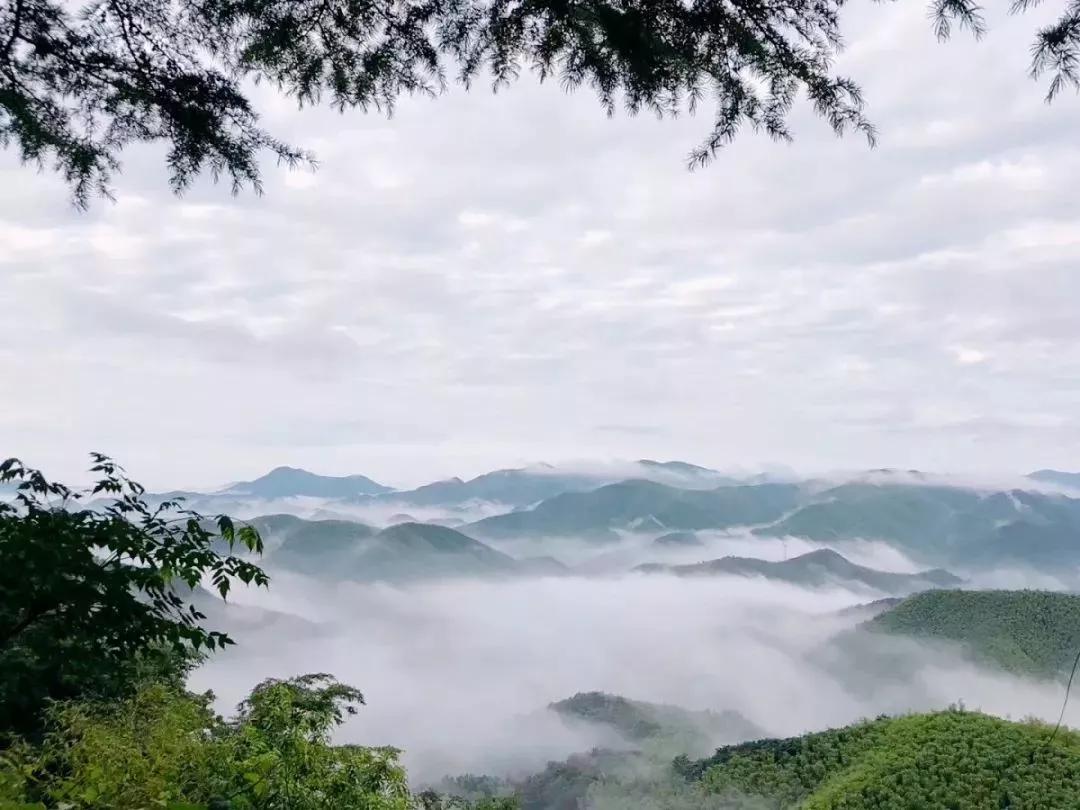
[191, 570, 1080, 786]
[482, 530, 925, 575]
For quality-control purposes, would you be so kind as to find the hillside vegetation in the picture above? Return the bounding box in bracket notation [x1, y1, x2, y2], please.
[865, 589, 1080, 678]
[445, 710, 1080, 809]
[550, 692, 764, 755]
[679, 710, 1080, 809]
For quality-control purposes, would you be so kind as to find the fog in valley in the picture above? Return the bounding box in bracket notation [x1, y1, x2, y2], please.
[186, 481, 1080, 789]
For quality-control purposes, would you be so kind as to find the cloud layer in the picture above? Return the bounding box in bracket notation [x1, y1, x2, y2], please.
[3, 2, 1079, 487]
[194, 572, 1080, 783]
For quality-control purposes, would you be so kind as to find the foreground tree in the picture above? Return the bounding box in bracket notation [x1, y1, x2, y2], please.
[1, 0, 1076, 205]
[0, 454, 268, 741]
[4, 675, 415, 809]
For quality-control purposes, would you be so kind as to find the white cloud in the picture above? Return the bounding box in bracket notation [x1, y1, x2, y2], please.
[951, 346, 988, 365]
[2, 1, 1080, 487]
[194, 573, 1080, 783]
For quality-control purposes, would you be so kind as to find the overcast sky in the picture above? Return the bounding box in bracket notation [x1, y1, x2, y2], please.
[2, 2, 1079, 489]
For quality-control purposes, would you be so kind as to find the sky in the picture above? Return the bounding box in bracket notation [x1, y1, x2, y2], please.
[2, 1, 1080, 490]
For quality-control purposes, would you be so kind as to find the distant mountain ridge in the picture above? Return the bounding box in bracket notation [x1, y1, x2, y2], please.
[366, 459, 735, 509]
[223, 466, 392, 498]
[636, 548, 961, 595]
[1028, 469, 1080, 490]
[754, 482, 1080, 569]
[466, 480, 801, 539]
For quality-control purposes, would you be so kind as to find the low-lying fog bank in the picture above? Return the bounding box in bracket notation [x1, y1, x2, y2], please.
[191, 572, 1080, 784]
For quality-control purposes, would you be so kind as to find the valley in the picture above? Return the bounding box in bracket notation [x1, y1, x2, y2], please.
[172, 460, 1080, 807]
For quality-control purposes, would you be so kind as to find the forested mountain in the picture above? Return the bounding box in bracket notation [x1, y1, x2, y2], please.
[754, 483, 1080, 569]
[365, 523, 520, 580]
[255, 515, 520, 581]
[368, 460, 734, 509]
[368, 467, 605, 509]
[1028, 469, 1080, 490]
[223, 466, 392, 498]
[831, 597, 904, 621]
[443, 710, 1080, 809]
[677, 710, 1080, 809]
[636, 549, 961, 595]
[550, 692, 764, 754]
[466, 481, 801, 539]
[865, 589, 1080, 678]
[250, 513, 378, 574]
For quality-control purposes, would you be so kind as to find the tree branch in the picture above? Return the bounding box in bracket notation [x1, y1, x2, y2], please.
[2, 0, 26, 62]
[0, 601, 58, 648]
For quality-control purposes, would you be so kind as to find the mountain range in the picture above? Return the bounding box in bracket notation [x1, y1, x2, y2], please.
[635, 548, 961, 595]
[465, 480, 801, 540]
[141, 461, 1080, 575]
[754, 481, 1080, 569]
[252, 515, 523, 581]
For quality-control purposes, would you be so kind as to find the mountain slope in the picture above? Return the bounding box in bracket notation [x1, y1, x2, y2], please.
[467, 481, 801, 539]
[371, 467, 602, 508]
[754, 482, 1080, 568]
[1029, 469, 1080, 490]
[678, 710, 1080, 809]
[637, 549, 961, 595]
[252, 513, 378, 576]
[375, 460, 733, 509]
[864, 589, 1080, 678]
[550, 692, 764, 753]
[224, 466, 392, 498]
[256, 515, 519, 581]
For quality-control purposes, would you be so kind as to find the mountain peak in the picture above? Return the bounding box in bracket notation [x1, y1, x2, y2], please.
[1028, 469, 1080, 489]
[223, 467, 391, 498]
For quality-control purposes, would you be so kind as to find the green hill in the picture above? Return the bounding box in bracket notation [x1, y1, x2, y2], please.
[446, 711, 1080, 809]
[256, 515, 520, 581]
[677, 710, 1080, 809]
[467, 481, 800, 539]
[864, 589, 1080, 678]
[637, 549, 961, 596]
[550, 692, 764, 755]
[361, 522, 519, 580]
[252, 513, 377, 575]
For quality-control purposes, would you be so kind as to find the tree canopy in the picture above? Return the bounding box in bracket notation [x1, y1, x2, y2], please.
[1, 0, 1077, 205]
[0, 453, 268, 741]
